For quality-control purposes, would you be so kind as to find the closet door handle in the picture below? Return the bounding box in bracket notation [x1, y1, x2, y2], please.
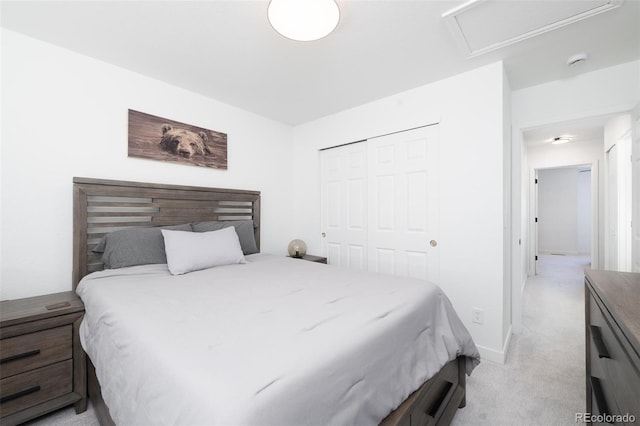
[590, 325, 610, 359]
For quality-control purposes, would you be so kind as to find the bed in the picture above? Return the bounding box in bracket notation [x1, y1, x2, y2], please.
[72, 177, 480, 426]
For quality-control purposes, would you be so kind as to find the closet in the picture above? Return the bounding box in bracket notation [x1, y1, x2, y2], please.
[320, 124, 440, 283]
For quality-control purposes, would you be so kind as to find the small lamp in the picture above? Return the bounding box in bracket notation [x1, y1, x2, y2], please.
[288, 239, 307, 258]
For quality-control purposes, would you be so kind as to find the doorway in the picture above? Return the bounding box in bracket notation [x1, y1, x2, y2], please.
[522, 115, 605, 277]
[534, 165, 593, 270]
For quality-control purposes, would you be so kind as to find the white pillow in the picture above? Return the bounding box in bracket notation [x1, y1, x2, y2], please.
[161, 227, 246, 275]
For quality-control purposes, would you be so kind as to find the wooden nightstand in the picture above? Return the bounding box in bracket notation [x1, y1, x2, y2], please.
[290, 254, 328, 264]
[0, 291, 87, 426]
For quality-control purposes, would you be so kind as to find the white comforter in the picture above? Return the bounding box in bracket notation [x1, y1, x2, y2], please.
[77, 254, 480, 426]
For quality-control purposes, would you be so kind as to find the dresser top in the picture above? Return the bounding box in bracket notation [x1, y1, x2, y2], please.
[585, 269, 640, 358]
[0, 291, 84, 328]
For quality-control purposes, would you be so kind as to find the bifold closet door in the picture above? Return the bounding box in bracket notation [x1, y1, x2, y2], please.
[367, 125, 439, 282]
[320, 142, 368, 270]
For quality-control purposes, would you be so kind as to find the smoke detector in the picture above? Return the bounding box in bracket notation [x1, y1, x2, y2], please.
[567, 53, 588, 67]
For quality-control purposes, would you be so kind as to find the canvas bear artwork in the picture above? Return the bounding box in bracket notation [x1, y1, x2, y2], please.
[128, 109, 228, 169]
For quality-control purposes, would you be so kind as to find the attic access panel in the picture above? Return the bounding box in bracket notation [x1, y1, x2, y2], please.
[443, 0, 623, 58]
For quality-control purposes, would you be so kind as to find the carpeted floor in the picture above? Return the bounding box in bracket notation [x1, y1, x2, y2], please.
[25, 255, 589, 426]
[452, 254, 588, 426]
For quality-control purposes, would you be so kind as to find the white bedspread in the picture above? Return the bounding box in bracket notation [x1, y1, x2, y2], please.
[77, 254, 480, 426]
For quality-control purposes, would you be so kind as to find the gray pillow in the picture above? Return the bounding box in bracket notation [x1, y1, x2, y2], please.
[93, 223, 192, 269]
[190, 220, 258, 255]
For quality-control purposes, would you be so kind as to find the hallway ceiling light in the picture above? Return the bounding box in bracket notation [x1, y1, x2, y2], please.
[268, 0, 340, 42]
[567, 52, 589, 67]
[548, 135, 574, 145]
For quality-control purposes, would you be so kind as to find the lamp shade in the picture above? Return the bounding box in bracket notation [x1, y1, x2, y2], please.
[288, 239, 307, 258]
[268, 0, 340, 42]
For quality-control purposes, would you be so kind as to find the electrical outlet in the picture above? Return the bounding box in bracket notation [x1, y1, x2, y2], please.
[472, 308, 484, 325]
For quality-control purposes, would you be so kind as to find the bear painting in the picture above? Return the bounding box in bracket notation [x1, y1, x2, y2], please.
[128, 110, 227, 169]
[159, 125, 211, 158]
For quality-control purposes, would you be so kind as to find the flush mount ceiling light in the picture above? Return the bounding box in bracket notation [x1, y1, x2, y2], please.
[567, 52, 589, 67]
[548, 135, 574, 145]
[268, 0, 340, 42]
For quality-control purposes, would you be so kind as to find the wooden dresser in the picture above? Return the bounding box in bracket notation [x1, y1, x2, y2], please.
[585, 269, 640, 425]
[0, 291, 87, 425]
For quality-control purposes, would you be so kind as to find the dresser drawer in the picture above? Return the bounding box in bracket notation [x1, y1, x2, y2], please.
[0, 360, 73, 417]
[588, 339, 620, 417]
[0, 325, 72, 379]
[589, 295, 640, 420]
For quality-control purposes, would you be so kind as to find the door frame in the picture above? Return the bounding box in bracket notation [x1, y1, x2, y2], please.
[511, 108, 629, 334]
[530, 163, 598, 273]
[604, 129, 633, 271]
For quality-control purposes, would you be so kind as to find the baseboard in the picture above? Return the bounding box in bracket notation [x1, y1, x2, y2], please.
[476, 328, 512, 364]
[476, 345, 504, 364]
[502, 326, 512, 361]
[539, 250, 579, 256]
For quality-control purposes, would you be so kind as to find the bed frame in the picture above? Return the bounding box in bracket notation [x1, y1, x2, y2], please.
[72, 177, 467, 426]
[72, 177, 261, 287]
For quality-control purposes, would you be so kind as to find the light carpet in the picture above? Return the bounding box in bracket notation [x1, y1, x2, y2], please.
[452, 254, 588, 426]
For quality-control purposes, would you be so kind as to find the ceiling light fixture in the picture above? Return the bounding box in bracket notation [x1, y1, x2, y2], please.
[268, 0, 340, 42]
[567, 52, 588, 67]
[548, 135, 573, 145]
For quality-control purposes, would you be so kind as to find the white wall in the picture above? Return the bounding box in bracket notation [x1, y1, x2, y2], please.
[537, 167, 589, 255]
[513, 60, 639, 274]
[604, 114, 632, 151]
[0, 29, 294, 300]
[503, 70, 513, 345]
[577, 170, 592, 254]
[604, 114, 633, 271]
[291, 62, 509, 362]
[633, 104, 640, 272]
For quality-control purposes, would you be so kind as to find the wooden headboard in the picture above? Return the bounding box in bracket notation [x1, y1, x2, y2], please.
[72, 177, 260, 288]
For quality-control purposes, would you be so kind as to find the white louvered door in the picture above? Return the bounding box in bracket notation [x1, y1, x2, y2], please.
[320, 125, 440, 283]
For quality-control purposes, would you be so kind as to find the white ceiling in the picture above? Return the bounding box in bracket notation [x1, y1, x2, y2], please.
[523, 115, 610, 147]
[1, 0, 639, 126]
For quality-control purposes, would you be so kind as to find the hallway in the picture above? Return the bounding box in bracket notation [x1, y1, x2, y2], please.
[453, 254, 589, 425]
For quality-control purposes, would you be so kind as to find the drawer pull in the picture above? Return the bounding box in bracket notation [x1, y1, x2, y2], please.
[590, 325, 610, 359]
[0, 349, 41, 364]
[426, 380, 453, 419]
[590, 377, 614, 423]
[0, 385, 41, 404]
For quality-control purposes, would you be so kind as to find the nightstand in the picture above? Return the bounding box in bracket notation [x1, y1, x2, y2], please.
[0, 291, 87, 426]
[290, 254, 328, 264]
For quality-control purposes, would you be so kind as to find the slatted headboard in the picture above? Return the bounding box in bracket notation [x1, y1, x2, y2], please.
[72, 177, 260, 288]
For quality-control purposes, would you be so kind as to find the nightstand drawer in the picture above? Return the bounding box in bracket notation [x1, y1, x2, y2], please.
[0, 359, 73, 417]
[0, 326, 72, 378]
